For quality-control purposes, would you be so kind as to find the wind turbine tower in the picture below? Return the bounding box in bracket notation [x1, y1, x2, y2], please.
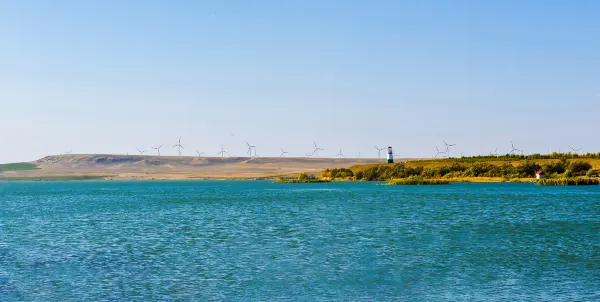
[435, 147, 446, 158]
[312, 142, 324, 157]
[509, 141, 521, 156]
[443, 140, 456, 157]
[217, 145, 229, 158]
[173, 138, 184, 156]
[374, 146, 385, 158]
[152, 145, 163, 156]
[246, 141, 256, 157]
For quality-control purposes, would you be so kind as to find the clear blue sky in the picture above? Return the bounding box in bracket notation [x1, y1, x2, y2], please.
[1, 0, 599, 162]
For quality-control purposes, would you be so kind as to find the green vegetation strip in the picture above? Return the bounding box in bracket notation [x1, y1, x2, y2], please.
[387, 177, 450, 185]
[0, 162, 39, 172]
[0, 175, 108, 181]
[274, 179, 331, 183]
[537, 178, 599, 186]
[327, 159, 596, 181]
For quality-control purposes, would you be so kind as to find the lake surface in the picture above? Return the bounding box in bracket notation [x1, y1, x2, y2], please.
[1, 181, 599, 301]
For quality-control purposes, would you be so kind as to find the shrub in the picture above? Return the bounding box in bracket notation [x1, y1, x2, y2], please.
[542, 160, 566, 174]
[567, 161, 592, 174]
[516, 160, 541, 177]
[586, 169, 595, 178]
[563, 170, 573, 178]
[320, 168, 354, 179]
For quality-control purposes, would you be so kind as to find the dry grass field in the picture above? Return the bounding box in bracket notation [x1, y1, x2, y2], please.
[0, 154, 395, 180]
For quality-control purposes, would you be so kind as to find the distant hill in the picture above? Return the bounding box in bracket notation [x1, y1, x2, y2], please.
[0, 154, 400, 180]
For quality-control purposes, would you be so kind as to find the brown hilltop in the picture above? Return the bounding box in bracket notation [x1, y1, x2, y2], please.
[17, 154, 403, 180]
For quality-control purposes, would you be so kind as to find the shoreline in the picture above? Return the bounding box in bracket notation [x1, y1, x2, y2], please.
[0, 175, 536, 183]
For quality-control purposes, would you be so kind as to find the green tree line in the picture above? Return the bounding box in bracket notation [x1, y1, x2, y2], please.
[322, 160, 595, 181]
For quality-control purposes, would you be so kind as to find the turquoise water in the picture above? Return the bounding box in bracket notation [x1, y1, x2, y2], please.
[1, 181, 599, 301]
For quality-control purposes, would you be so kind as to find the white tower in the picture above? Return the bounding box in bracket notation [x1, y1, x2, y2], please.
[387, 146, 394, 163]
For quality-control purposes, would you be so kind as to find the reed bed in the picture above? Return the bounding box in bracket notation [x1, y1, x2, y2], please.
[387, 177, 450, 185]
[537, 178, 599, 186]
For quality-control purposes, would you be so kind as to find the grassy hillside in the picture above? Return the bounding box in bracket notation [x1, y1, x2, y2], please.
[0, 162, 39, 172]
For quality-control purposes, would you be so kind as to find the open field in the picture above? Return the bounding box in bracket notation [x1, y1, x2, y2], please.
[0, 154, 398, 180]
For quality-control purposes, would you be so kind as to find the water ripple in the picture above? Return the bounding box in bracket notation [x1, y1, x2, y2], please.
[1, 181, 599, 301]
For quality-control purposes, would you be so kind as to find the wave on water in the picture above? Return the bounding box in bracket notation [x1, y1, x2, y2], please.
[286, 188, 341, 192]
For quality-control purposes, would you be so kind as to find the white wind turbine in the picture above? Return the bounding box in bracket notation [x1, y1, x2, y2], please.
[152, 145, 163, 156]
[217, 144, 229, 158]
[196, 150, 204, 157]
[569, 145, 583, 154]
[312, 142, 324, 157]
[136, 148, 147, 155]
[374, 146, 385, 158]
[509, 141, 521, 156]
[493, 148, 499, 157]
[336, 148, 345, 158]
[443, 140, 456, 157]
[246, 141, 256, 157]
[280, 148, 288, 157]
[173, 138, 184, 156]
[434, 146, 446, 158]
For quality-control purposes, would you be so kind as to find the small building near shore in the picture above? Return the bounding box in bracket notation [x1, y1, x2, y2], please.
[535, 170, 545, 179]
